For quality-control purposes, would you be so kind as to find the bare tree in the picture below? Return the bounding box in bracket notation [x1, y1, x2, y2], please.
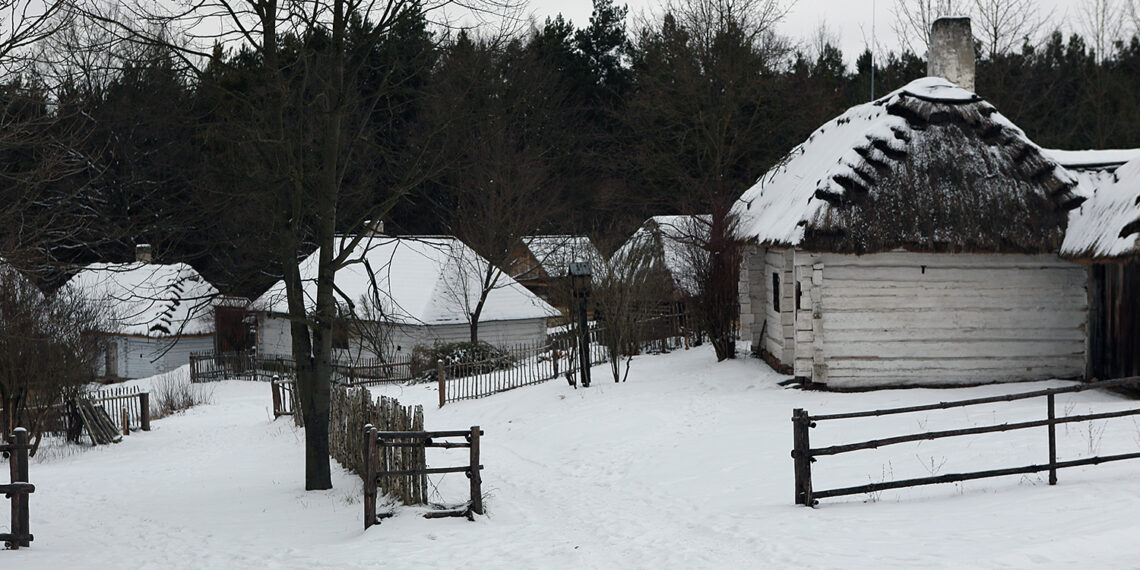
[84, 0, 518, 490]
[892, 0, 962, 55]
[971, 0, 1049, 59]
[595, 236, 664, 382]
[1080, 0, 1125, 63]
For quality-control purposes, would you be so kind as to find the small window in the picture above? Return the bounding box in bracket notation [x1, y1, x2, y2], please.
[772, 273, 781, 313]
[796, 281, 802, 311]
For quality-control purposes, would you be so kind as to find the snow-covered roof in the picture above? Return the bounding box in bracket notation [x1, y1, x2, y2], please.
[1043, 148, 1140, 172]
[732, 77, 1083, 254]
[67, 262, 219, 337]
[1062, 157, 1140, 260]
[614, 216, 709, 297]
[518, 235, 605, 279]
[254, 236, 559, 325]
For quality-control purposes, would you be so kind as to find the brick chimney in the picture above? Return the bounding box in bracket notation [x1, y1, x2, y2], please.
[928, 17, 975, 92]
[135, 243, 153, 263]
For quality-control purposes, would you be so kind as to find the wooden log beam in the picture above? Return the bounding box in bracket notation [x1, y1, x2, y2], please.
[813, 450, 1140, 500]
[810, 376, 1140, 422]
[810, 406, 1140, 456]
[376, 465, 482, 477]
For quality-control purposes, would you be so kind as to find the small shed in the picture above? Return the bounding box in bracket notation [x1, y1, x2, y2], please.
[1061, 153, 1140, 379]
[67, 261, 219, 379]
[252, 235, 559, 361]
[733, 78, 1088, 388]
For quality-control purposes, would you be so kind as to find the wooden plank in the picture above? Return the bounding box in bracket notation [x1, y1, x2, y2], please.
[819, 252, 1080, 269]
[822, 266, 1087, 288]
[821, 309, 1086, 331]
[824, 339, 1085, 359]
[822, 328, 1086, 343]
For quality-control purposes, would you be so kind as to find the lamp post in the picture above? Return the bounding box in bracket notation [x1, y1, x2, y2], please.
[568, 261, 592, 388]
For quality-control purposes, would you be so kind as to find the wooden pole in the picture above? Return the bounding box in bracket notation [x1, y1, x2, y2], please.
[792, 409, 814, 506]
[271, 379, 282, 418]
[121, 408, 129, 436]
[12, 428, 30, 547]
[437, 359, 446, 408]
[140, 392, 150, 431]
[1048, 393, 1058, 485]
[469, 426, 483, 515]
[364, 425, 378, 529]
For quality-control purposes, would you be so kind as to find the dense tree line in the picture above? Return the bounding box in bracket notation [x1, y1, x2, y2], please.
[7, 0, 1140, 299]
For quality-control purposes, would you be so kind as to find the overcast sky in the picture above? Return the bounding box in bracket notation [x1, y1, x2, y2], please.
[522, 0, 1109, 66]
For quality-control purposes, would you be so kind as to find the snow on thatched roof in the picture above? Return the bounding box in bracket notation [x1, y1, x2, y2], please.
[520, 235, 605, 278]
[614, 215, 709, 297]
[732, 77, 1084, 254]
[1062, 157, 1140, 261]
[1043, 148, 1140, 172]
[67, 262, 219, 337]
[254, 236, 559, 325]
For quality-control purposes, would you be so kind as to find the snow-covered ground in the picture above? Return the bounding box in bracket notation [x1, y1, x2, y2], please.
[13, 349, 1140, 568]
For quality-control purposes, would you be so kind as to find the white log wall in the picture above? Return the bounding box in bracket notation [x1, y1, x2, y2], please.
[815, 251, 1087, 388]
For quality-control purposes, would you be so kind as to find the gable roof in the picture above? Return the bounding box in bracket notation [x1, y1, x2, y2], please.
[1043, 148, 1140, 172]
[518, 235, 605, 279]
[614, 215, 709, 297]
[732, 77, 1084, 254]
[254, 236, 559, 325]
[67, 262, 219, 337]
[1062, 156, 1140, 261]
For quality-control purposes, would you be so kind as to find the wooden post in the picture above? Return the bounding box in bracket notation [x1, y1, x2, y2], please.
[271, 379, 282, 418]
[121, 408, 129, 436]
[469, 426, 483, 515]
[1047, 393, 1058, 486]
[140, 392, 150, 431]
[363, 425, 378, 529]
[11, 428, 30, 547]
[791, 409, 815, 506]
[437, 359, 446, 408]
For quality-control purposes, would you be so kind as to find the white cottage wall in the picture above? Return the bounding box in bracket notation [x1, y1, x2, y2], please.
[761, 248, 796, 367]
[815, 252, 1087, 388]
[103, 334, 214, 379]
[737, 245, 768, 349]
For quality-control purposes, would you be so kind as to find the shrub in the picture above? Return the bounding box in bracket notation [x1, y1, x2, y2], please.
[151, 371, 214, 418]
[411, 341, 513, 380]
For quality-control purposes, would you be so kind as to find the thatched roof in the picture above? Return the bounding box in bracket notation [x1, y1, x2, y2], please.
[732, 78, 1084, 254]
[1062, 156, 1140, 261]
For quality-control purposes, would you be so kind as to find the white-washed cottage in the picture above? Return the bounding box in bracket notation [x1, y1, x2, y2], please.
[733, 74, 1089, 388]
[67, 249, 219, 379]
[252, 235, 559, 362]
[614, 215, 710, 304]
[1061, 153, 1140, 379]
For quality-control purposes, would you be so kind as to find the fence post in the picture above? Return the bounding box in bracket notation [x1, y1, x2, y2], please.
[791, 409, 815, 506]
[437, 359, 446, 408]
[469, 426, 483, 515]
[121, 408, 129, 436]
[140, 392, 150, 431]
[271, 378, 282, 418]
[363, 425, 378, 529]
[1047, 392, 1058, 486]
[11, 428, 30, 547]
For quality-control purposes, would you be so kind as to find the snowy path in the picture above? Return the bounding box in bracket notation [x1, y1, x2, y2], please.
[13, 349, 1140, 568]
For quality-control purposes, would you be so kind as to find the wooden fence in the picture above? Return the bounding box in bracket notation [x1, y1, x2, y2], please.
[437, 340, 565, 406]
[190, 351, 415, 386]
[1, 428, 33, 549]
[792, 376, 1140, 506]
[362, 425, 483, 528]
[327, 386, 426, 505]
[89, 386, 150, 434]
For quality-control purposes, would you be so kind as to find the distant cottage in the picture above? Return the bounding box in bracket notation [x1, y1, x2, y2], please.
[614, 215, 710, 305]
[1061, 152, 1140, 379]
[252, 235, 559, 362]
[508, 235, 605, 306]
[68, 250, 219, 379]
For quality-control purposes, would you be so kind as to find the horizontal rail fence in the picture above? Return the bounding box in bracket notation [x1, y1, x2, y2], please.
[328, 386, 426, 506]
[438, 340, 563, 406]
[89, 386, 150, 434]
[792, 376, 1140, 507]
[362, 425, 484, 528]
[1, 429, 33, 549]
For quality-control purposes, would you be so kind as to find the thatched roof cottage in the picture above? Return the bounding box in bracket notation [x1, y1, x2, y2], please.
[733, 72, 1089, 388]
